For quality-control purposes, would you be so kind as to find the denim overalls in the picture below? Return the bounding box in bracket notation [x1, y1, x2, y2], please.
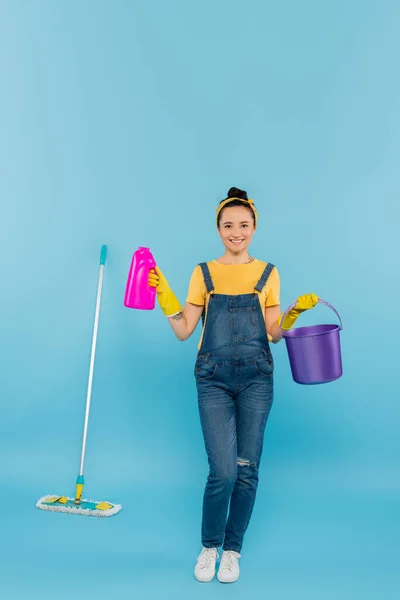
[195, 261, 275, 553]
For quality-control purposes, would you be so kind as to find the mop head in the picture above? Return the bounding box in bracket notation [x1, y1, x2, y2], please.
[36, 495, 122, 517]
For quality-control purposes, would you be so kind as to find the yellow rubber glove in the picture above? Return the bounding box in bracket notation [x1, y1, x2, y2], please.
[278, 292, 319, 330]
[148, 266, 182, 318]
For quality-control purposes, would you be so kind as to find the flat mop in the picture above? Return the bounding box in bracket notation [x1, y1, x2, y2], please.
[36, 245, 122, 517]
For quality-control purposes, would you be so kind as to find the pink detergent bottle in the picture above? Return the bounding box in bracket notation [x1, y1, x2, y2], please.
[124, 247, 157, 310]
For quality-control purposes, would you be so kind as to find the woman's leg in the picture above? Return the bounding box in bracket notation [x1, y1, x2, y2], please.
[197, 374, 237, 549]
[223, 370, 274, 553]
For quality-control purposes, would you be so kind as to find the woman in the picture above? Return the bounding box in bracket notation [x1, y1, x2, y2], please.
[149, 187, 317, 583]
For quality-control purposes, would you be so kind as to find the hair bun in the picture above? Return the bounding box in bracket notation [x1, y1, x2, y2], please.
[227, 187, 248, 201]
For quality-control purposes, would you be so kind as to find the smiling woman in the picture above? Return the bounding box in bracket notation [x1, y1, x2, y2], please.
[185, 187, 282, 348]
[148, 186, 318, 583]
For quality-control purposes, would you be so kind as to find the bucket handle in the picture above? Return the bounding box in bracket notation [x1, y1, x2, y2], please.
[280, 298, 343, 333]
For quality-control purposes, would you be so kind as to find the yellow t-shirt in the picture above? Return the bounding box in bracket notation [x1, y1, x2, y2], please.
[186, 259, 280, 347]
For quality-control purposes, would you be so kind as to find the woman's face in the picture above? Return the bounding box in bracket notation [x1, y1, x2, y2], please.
[218, 205, 255, 253]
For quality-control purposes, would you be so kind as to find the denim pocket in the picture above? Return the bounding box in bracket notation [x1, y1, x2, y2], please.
[230, 306, 257, 342]
[194, 355, 218, 380]
[254, 351, 274, 377]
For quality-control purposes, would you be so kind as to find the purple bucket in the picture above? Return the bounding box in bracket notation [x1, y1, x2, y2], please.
[281, 299, 343, 385]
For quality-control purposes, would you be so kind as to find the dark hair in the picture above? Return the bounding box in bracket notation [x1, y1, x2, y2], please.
[217, 187, 256, 227]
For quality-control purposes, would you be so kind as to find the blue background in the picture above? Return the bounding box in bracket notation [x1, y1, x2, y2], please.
[0, 1, 398, 598]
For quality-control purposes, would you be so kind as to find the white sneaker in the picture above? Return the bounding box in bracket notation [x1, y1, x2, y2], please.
[217, 550, 241, 583]
[194, 547, 219, 582]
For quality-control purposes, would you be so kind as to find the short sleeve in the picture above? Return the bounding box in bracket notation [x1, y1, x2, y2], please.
[186, 265, 206, 306]
[265, 266, 280, 307]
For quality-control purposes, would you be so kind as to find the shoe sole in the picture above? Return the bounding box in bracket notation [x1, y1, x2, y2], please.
[217, 574, 239, 583]
[194, 574, 216, 583]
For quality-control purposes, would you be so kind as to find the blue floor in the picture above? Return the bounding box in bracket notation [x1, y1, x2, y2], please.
[1, 468, 398, 600]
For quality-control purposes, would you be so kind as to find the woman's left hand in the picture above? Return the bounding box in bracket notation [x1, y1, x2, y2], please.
[278, 292, 319, 330]
[295, 292, 319, 312]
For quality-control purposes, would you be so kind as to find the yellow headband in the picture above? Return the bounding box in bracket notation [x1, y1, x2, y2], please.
[216, 197, 258, 229]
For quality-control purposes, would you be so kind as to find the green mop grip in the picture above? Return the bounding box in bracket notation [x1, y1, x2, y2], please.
[75, 475, 85, 504]
[100, 245, 107, 266]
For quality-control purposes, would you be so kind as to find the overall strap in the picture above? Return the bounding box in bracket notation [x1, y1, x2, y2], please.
[199, 262, 214, 327]
[199, 262, 215, 294]
[254, 263, 275, 293]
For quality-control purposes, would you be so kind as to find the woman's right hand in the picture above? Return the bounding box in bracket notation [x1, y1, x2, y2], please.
[148, 266, 161, 291]
[148, 266, 182, 318]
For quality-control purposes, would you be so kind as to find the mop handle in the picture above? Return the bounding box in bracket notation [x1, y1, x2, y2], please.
[279, 298, 343, 333]
[78, 245, 107, 476]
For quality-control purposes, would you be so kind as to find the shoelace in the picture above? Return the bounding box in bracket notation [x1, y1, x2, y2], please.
[198, 548, 218, 569]
[220, 551, 240, 571]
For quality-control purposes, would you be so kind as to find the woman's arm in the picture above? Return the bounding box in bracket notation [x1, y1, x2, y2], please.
[265, 305, 283, 344]
[148, 267, 204, 341]
[167, 303, 204, 341]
